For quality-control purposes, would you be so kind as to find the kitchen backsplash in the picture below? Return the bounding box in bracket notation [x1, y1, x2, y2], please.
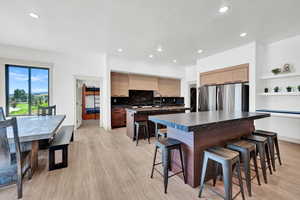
[111, 97, 184, 106]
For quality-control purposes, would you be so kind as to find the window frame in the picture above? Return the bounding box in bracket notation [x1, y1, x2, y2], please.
[5, 64, 50, 116]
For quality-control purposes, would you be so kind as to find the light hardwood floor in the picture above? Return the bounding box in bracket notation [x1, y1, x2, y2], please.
[1, 123, 300, 200]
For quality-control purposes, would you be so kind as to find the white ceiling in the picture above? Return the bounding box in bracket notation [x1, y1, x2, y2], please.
[1, 0, 300, 65]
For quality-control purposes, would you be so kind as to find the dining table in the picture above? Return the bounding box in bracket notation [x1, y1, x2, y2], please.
[7, 115, 66, 172]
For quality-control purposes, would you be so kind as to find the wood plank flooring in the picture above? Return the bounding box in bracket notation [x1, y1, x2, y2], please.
[1, 123, 300, 200]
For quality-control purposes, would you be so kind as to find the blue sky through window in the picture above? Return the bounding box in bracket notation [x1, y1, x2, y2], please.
[31, 68, 49, 94]
[9, 66, 48, 94]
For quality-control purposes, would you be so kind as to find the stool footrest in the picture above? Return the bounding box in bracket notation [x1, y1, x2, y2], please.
[153, 162, 162, 166]
[153, 167, 184, 179]
[168, 171, 184, 178]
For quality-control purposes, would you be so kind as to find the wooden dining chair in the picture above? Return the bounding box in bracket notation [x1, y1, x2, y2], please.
[0, 107, 5, 121]
[0, 106, 32, 162]
[37, 105, 57, 149]
[37, 105, 56, 116]
[0, 117, 32, 199]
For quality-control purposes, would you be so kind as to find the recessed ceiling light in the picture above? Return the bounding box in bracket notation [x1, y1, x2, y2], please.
[197, 49, 203, 54]
[219, 6, 229, 13]
[149, 54, 153, 58]
[117, 48, 123, 52]
[240, 32, 247, 37]
[29, 12, 39, 19]
[173, 59, 177, 63]
[157, 46, 163, 52]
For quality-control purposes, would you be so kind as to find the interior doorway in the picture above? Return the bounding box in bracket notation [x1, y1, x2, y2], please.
[189, 84, 197, 112]
[75, 77, 101, 129]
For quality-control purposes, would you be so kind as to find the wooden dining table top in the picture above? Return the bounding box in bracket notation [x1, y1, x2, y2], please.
[6, 115, 66, 143]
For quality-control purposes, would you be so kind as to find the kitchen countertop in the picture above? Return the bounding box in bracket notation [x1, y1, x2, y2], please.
[149, 111, 270, 132]
[126, 106, 190, 114]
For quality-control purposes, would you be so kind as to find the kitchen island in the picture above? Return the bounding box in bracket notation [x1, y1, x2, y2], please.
[149, 111, 270, 187]
[126, 106, 190, 139]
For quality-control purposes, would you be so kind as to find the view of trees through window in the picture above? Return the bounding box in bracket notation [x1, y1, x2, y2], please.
[6, 65, 49, 115]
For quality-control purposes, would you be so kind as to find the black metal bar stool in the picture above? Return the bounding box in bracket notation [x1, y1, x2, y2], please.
[227, 140, 261, 196]
[253, 130, 282, 171]
[150, 138, 186, 193]
[157, 128, 167, 139]
[199, 147, 245, 200]
[243, 135, 272, 184]
[134, 121, 150, 146]
[154, 122, 167, 140]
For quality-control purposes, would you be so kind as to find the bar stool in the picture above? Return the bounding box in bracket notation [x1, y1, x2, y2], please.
[199, 147, 245, 200]
[253, 130, 282, 171]
[150, 138, 186, 193]
[134, 121, 150, 146]
[154, 122, 167, 140]
[157, 128, 167, 139]
[227, 140, 261, 197]
[243, 135, 272, 184]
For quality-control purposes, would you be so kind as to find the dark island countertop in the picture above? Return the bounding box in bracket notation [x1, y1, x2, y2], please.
[149, 111, 270, 132]
[126, 106, 190, 114]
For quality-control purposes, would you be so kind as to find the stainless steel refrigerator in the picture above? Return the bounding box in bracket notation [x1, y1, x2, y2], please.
[198, 83, 249, 112]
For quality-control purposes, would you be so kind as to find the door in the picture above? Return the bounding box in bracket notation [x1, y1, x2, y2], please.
[76, 80, 82, 128]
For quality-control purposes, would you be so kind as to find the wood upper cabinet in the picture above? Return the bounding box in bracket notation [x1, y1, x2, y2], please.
[111, 72, 180, 97]
[157, 78, 181, 97]
[200, 73, 217, 85]
[218, 70, 234, 84]
[232, 67, 248, 82]
[128, 74, 158, 91]
[111, 72, 129, 97]
[200, 64, 249, 86]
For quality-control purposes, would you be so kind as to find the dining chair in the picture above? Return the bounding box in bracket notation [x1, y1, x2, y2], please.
[0, 107, 5, 121]
[37, 105, 57, 149]
[0, 117, 32, 199]
[37, 105, 56, 116]
[0, 107, 32, 154]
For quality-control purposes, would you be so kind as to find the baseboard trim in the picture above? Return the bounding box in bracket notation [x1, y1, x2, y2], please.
[278, 136, 300, 144]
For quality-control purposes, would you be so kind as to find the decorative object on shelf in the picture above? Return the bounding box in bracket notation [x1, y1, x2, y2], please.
[264, 88, 269, 93]
[274, 86, 280, 93]
[271, 68, 282, 75]
[286, 86, 292, 92]
[298, 85, 300, 92]
[283, 63, 291, 72]
[271, 64, 293, 75]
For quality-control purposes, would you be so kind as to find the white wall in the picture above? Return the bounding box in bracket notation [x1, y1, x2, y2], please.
[255, 35, 300, 143]
[0, 44, 106, 126]
[108, 56, 185, 79]
[195, 42, 257, 111]
[182, 65, 197, 108]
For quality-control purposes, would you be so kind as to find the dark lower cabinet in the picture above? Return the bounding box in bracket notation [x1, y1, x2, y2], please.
[111, 107, 126, 128]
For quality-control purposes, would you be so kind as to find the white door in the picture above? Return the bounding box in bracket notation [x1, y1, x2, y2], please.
[76, 80, 82, 128]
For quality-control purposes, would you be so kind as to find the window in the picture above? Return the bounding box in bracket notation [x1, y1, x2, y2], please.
[5, 65, 49, 116]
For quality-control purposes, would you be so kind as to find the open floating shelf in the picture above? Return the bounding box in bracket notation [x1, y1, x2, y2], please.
[260, 73, 300, 80]
[256, 109, 300, 119]
[258, 92, 300, 96]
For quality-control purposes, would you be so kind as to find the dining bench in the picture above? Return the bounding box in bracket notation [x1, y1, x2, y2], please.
[48, 125, 74, 171]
